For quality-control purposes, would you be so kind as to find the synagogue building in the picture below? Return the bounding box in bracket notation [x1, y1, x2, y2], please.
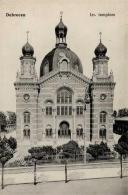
[14, 15, 115, 152]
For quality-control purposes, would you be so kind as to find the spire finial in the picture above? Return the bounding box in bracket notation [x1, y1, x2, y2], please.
[60, 11, 63, 21]
[26, 31, 29, 42]
[99, 32, 102, 43]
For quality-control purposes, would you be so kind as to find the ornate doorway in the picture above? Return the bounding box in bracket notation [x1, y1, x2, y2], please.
[58, 121, 71, 138]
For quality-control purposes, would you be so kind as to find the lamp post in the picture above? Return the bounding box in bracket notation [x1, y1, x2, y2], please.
[84, 107, 86, 164]
[31, 153, 38, 185]
[33, 158, 37, 185]
[65, 160, 67, 183]
[102, 129, 104, 142]
[1, 162, 4, 189]
[100, 126, 105, 142]
[53, 134, 57, 161]
[83, 86, 90, 164]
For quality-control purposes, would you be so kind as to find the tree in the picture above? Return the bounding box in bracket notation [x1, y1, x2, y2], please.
[8, 137, 17, 150]
[41, 146, 54, 156]
[87, 142, 111, 160]
[28, 147, 46, 185]
[6, 111, 16, 125]
[0, 112, 7, 132]
[87, 144, 100, 160]
[62, 140, 81, 159]
[0, 136, 17, 189]
[114, 131, 128, 178]
[118, 108, 128, 117]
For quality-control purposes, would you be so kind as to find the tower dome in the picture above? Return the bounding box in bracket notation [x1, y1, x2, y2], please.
[22, 31, 34, 57]
[55, 15, 67, 39]
[94, 32, 107, 58]
[94, 42, 107, 58]
[22, 42, 34, 57]
[55, 12, 67, 47]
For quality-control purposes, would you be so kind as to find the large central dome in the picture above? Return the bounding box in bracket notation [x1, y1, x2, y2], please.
[40, 47, 83, 77]
[40, 14, 83, 77]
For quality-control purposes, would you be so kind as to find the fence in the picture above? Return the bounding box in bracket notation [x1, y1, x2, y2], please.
[0, 161, 128, 187]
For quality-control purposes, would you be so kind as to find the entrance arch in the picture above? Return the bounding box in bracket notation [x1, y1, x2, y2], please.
[58, 121, 71, 138]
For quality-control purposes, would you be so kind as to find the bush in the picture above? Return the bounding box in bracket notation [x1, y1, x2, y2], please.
[62, 140, 81, 159]
[87, 142, 112, 160]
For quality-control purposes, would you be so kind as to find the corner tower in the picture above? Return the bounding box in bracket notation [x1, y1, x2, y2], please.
[14, 32, 39, 153]
[91, 33, 115, 145]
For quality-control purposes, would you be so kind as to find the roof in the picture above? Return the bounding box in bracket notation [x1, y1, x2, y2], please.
[115, 117, 128, 121]
[40, 47, 83, 77]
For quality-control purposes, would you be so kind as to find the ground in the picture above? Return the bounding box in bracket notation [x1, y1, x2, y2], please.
[0, 177, 128, 195]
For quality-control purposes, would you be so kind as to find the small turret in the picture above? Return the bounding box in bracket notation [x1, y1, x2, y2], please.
[55, 12, 67, 47]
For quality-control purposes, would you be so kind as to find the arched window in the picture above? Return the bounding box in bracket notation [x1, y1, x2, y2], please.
[76, 100, 84, 115]
[59, 59, 68, 71]
[46, 106, 52, 115]
[76, 125, 83, 137]
[57, 88, 72, 116]
[45, 100, 53, 115]
[76, 106, 83, 115]
[44, 61, 49, 74]
[24, 111, 30, 124]
[57, 88, 72, 104]
[99, 126, 106, 140]
[100, 111, 107, 123]
[45, 125, 52, 137]
[23, 126, 30, 139]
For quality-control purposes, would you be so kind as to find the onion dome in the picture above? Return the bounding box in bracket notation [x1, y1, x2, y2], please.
[94, 32, 107, 58]
[22, 31, 34, 57]
[94, 42, 107, 58]
[55, 12, 67, 38]
[55, 12, 67, 47]
[22, 42, 34, 57]
[40, 47, 83, 77]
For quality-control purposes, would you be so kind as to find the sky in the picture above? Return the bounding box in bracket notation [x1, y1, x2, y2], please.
[0, 0, 128, 112]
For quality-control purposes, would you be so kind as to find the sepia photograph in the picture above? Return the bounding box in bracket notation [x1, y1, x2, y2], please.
[0, 0, 128, 194]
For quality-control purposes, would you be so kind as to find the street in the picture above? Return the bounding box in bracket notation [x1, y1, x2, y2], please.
[0, 177, 128, 195]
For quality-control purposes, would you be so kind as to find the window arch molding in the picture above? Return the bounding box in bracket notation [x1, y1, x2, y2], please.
[23, 109, 31, 113]
[76, 99, 84, 104]
[56, 86, 74, 95]
[44, 99, 54, 104]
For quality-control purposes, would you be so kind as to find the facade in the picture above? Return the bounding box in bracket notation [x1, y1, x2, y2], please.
[14, 16, 115, 152]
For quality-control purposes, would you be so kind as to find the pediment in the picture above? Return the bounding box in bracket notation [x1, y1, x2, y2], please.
[39, 69, 91, 86]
